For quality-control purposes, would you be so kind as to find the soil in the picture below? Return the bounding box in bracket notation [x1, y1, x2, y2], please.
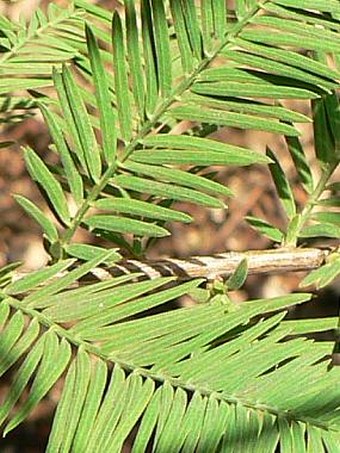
[1, 1, 339, 451]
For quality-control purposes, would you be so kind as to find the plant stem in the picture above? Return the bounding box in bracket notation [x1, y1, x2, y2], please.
[4, 292, 331, 430]
[0, 9, 83, 66]
[14, 247, 331, 282]
[59, 2, 264, 249]
[285, 161, 339, 246]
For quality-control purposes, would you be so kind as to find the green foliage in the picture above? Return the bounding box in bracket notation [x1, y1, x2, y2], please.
[300, 252, 340, 289]
[0, 3, 85, 126]
[0, 0, 340, 451]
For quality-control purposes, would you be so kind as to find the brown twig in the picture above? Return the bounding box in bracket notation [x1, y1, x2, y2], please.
[111, 247, 331, 280]
[11, 247, 333, 285]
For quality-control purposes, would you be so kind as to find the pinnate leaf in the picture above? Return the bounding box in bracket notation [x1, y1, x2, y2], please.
[23, 147, 70, 225]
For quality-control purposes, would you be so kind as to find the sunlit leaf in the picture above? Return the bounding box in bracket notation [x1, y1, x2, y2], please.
[5, 260, 74, 296]
[226, 258, 248, 291]
[141, 135, 271, 165]
[86, 24, 117, 165]
[39, 103, 84, 205]
[24, 147, 70, 225]
[246, 216, 284, 243]
[112, 12, 133, 141]
[300, 255, 340, 289]
[14, 195, 59, 242]
[64, 244, 121, 264]
[94, 198, 192, 223]
[113, 174, 226, 208]
[299, 222, 340, 239]
[61, 65, 102, 181]
[267, 147, 296, 220]
[85, 215, 170, 238]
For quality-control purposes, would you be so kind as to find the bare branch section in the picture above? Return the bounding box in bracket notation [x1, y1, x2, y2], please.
[12, 247, 332, 285]
[95, 247, 331, 281]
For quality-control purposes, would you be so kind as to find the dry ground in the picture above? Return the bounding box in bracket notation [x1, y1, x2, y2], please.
[0, 1, 339, 451]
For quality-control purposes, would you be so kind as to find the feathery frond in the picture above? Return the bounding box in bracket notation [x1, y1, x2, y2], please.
[0, 4, 85, 106]
[1, 256, 340, 451]
[15, 0, 338, 260]
[1, 0, 340, 450]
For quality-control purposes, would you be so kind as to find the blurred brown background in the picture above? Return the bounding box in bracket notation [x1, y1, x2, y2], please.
[0, 1, 339, 451]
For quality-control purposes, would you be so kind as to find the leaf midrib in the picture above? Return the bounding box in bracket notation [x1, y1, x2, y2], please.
[60, 1, 266, 246]
[6, 293, 336, 432]
[0, 8, 83, 66]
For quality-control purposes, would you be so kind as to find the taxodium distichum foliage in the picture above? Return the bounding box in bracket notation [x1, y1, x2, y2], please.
[0, 1, 339, 451]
